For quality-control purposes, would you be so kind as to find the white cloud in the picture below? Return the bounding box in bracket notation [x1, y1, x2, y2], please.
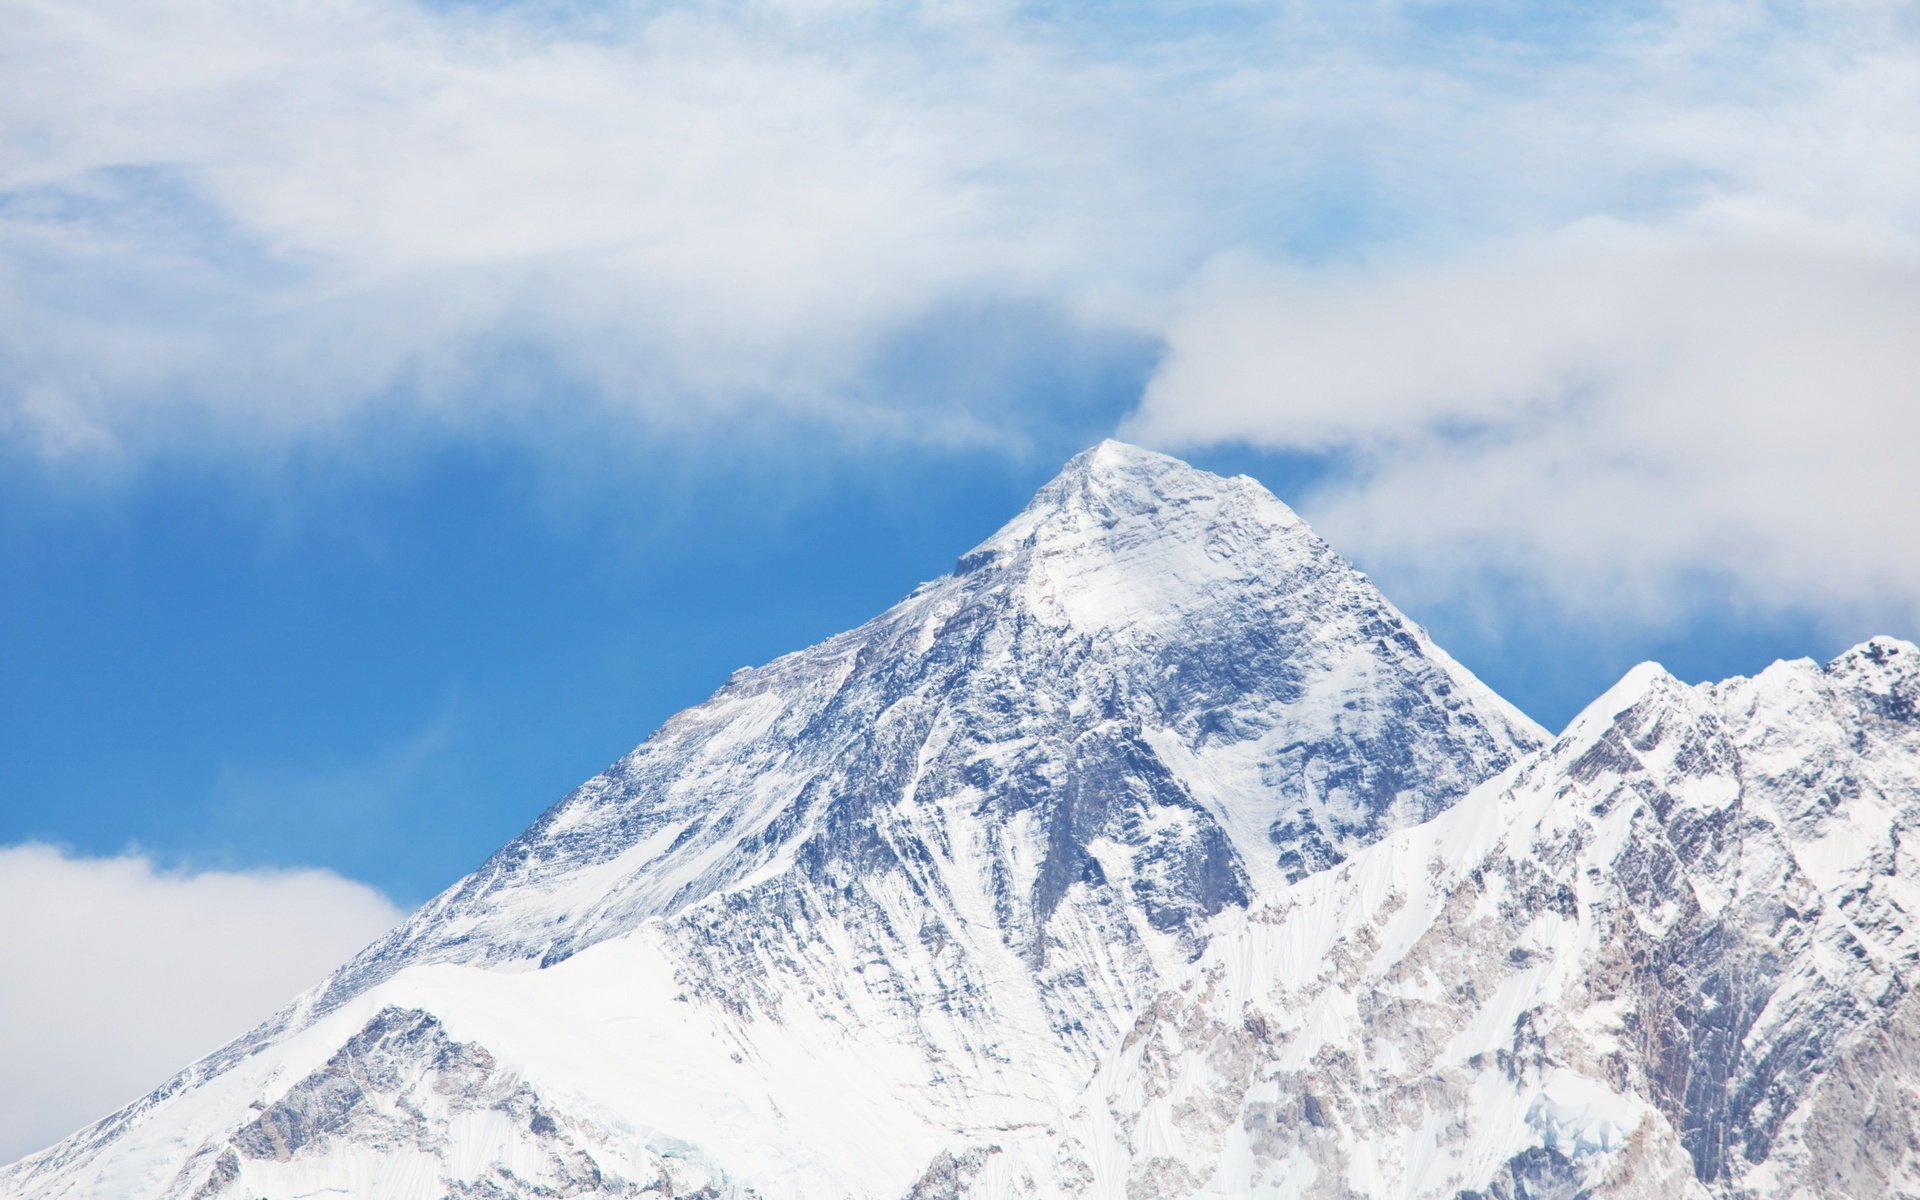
[0, 0, 1203, 455]
[0, 844, 403, 1162]
[1121, 0, 1920, 631]
[1128, 215, 1920, 628]
[3, 0, 1918, 627]
[10, 0, 1906, 458]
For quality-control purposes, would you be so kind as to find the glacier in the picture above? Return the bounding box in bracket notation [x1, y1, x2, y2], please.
[4, 441, 1916, 1200]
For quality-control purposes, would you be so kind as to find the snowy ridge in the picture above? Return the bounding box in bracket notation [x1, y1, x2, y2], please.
[3, 442, 1543, 1199]
[1001, 637, 1920, 1198]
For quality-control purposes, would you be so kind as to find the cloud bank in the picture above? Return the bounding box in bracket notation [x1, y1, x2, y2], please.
[0, 844, 403, 1162]
[2, 0, 1917, 627]
[0, 0, 1198, 455]
[1128, 218, 1920, 628]
[1120, 2, 1920, 632]
[4, 0, 1879, 454]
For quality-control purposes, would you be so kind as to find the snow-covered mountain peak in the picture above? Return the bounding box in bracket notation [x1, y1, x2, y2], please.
[1027, 438, 1272, 517]
[1836, 632, 1919, 663]
[1553, 637, 1920, 772]
[1556, 658, 1685, 744]
[958, 439, 1298, 575]
[11, 440, 1920, 1200]
[304, 444, 1537, 991]
[1043, 437, 1214, 493]
[1, 443, 1550, 1200]
[1034, 634, 1920, 1199]
[945, 443, 1384, 667]
[1822, 634, 1920, 702]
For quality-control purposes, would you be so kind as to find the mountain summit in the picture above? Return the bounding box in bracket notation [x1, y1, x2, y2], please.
[15, 444, 1915, 1200]
[6, 442, 1542, 1199]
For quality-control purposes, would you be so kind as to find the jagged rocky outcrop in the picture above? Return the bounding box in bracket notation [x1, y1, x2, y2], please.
[1012, 637, 1920, 1199]
[6, 442, 1915, 1200]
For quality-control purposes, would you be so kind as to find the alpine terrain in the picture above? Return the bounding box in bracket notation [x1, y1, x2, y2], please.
[5, 442, 1917, 1199]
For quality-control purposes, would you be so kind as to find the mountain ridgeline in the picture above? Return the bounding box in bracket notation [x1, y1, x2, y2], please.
[7, 442, 1918, 1199]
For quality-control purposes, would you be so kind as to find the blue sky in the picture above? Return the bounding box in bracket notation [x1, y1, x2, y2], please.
[3, 0, 1919, 1158]
[0, 408, 1854, 905]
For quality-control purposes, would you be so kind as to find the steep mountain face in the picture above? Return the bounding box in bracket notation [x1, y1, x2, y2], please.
[2, 442, 1544, 1200]
[15, 442, 1915, 1200]
[1019, 637, 1920, 1199]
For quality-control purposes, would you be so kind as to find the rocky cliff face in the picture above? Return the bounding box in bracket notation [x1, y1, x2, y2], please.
[7, 442, 1914, 1200]
[1012, 637, 1920, 1199]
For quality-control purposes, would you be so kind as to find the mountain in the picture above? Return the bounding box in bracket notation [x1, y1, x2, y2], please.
[1008, 636, 1920, 1199]
[6, 441, 1914, 1200]
[2, 442, 1541, 1199]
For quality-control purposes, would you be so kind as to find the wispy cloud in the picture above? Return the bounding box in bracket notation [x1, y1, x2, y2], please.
[1122, 2, 1920, 631]
[0, 843, 402, 1161]
[2, 0, 1915, 626]
[0, 0, 1197, 456]
[1130, 217, 1920, 629]
[0, 0, 1860, 453]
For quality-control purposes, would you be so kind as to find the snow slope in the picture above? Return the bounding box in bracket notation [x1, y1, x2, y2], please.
[1018, 637, 1920, 1199]
[2, 442, 1543, 1199]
